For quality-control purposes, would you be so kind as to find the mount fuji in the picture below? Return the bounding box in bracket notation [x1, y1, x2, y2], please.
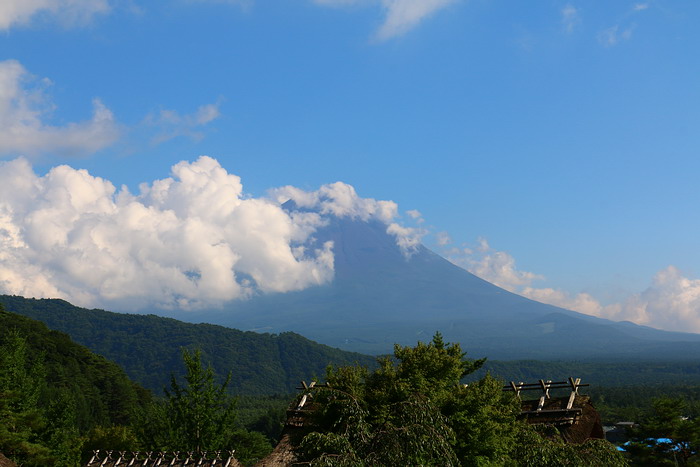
[200, 208, 700, 360]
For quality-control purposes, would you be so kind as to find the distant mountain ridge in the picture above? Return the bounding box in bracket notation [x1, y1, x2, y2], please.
[0, 295, 375, 395]
[201, 214, 700, 360]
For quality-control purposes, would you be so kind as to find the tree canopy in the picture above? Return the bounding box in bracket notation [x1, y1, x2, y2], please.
[297, 332, 628, 466]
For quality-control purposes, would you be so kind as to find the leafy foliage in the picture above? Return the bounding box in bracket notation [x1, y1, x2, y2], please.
[512, 426, 629, 467]
[297, 332, 628, 466]
[298, 333, 508, 465]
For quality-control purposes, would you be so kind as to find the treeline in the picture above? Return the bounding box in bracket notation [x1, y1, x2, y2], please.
[0, 295, 375, 395]
[0, 307, 278, 465]
[0, 306, 150, 465]
[592, 385, 700, 425]
[468, 359, 700, 387]
[3, 305, 699, 466]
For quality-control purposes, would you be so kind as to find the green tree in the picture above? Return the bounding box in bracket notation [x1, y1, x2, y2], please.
[298, 333, 496, 465]
[137, 348, 271, 464]
[166, 348, 238, 451]
[445, 374, 521, 465]
[0, 326, 82, 466]
[0, 329, 53, 465]
[297, 332, 628, 466]
[627, 397, 700, 466]
[512, 425, 628, 467]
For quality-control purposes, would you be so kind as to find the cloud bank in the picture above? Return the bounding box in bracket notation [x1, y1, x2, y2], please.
[0, 0, 109, 30]
[0, 157, 421, 311]
[0, 60, 120, 158]
[443, 239, 700, 333]
[0, 157, 336, 310]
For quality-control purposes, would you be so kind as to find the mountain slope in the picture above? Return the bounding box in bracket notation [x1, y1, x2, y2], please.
[0, 295, 375, 395]
[0, 306, 150, 430]
[206, 215, 700, 359]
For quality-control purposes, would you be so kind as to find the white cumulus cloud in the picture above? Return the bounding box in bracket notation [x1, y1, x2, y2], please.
[0, 60, 120, 158]
[598, 266, 700, 333]
[440, 236, 700, 333]
[445, 238, 543, 292]
[270, 181, 425, 256]
[0, 157, 425, 311]
[0, 156, 336, 311]
[0, 0, 110, 30]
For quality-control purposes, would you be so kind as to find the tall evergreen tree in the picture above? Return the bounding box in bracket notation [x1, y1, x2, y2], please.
[136, 348, 271, 463]
[166, 348, 238, 451]
[0, 329, 53, 465]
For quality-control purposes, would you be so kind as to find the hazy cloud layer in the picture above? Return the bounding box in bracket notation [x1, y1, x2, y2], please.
[143, 101, 223, 145]
[597, 2, 649, 47]
[598, 25, 634, 47]
[561, 4, 580, 34]
[443, 239, 700, 333]
[0, 0, 109, 30]
[0, 60, 120, 158]
[314, 0, 458, 40]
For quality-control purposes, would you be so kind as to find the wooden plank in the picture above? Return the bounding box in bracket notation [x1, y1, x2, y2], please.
[537, 395, 546, 411]
[296, 394, 308, 411]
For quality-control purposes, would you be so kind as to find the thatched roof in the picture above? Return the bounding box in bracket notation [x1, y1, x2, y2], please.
[520, 395, 605, 444]
[0, 453, 16, 467]
[255, 433, 299, 467]
[255, 400, 318, 467]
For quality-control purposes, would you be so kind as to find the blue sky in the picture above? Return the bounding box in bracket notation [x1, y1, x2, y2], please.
[2, 0, 700, 332]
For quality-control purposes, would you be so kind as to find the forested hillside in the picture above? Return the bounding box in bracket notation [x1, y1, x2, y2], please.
[0, 295, 375, 395]
[0, 307, 150, 430]
[0, 306, 151, 465]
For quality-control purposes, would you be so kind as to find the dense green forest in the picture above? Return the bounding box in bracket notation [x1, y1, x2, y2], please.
[6, 294, 700, 396]
[0, 295, 375, 395]
[2, 295, 700, 466]
[0, 307, 150, 431]
[0, 307, 279, 465]
[0, 306, 150, 465]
